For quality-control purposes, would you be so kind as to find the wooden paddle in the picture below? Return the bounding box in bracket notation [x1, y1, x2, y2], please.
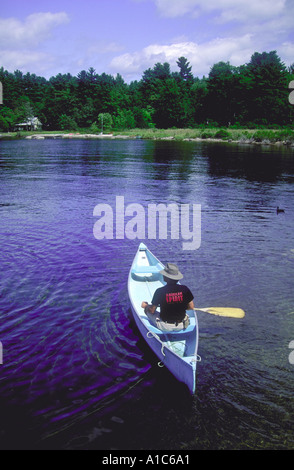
[194, 307, 245, 318]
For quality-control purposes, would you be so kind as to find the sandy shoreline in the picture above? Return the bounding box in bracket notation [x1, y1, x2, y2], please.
[1, 132, 293, 146]
[24, 133, 126, 139]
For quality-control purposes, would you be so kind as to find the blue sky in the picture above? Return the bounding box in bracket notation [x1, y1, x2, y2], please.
[1, 0, 293, 81]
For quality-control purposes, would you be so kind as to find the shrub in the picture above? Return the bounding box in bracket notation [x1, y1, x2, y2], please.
[200, 131, 213, 139]
[59, 114, 78, 131]
[89, 122, 100, 134]
[214, 128, 231, 139]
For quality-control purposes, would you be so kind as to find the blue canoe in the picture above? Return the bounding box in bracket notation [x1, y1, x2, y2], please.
[128, 243, 200, 394]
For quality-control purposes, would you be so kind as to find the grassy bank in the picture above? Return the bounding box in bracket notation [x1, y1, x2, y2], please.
[1, 127, 294, 144]
[114, 127, 294, 144]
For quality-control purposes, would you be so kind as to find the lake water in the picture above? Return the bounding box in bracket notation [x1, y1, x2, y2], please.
[0, 138, 294, 450]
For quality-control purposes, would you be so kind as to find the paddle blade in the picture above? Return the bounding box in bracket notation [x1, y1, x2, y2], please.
[196, 307, 245, 318]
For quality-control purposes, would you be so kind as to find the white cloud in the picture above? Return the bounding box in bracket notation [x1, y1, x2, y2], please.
[0, 49, 55, 74]
[0, 12, 69, 48]
[0, 12, 70, 76]
[154, 0, 287, 22]
[216, 0, 286, 22]
[154, 0, 202, 18]
[280, 42, 294, 67]
[112, 0, 292, 81]
[110, 34, 255, 79]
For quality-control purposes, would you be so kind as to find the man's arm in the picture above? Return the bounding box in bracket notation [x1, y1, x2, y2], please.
[187, 300, 195, 310]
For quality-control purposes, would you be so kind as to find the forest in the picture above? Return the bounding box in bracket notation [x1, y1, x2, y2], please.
[0, 50, 293, 132]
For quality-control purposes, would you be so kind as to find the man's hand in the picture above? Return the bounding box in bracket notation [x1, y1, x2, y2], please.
[141, 301, 157, 314]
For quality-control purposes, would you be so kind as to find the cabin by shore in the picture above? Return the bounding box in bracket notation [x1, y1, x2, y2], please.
[14, 117, 42, 131]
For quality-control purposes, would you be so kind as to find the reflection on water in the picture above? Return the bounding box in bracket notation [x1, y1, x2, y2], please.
[0, 138, 293, 450]
[205, 142, 294, 182]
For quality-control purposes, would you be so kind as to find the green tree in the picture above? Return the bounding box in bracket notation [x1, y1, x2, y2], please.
[133, 106, 154, 128]
[113, 109, 135, 129]
[0, 106, 15, 131]
[190, 77, 208, 124]
[176, 57, 193, 82]
[140, 62, 191, 127]
[59, 114, 78, 130]
[245, 51, 290, 124]
[206, 61, 238, 125]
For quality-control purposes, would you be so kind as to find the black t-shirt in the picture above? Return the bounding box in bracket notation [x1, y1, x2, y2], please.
[151, 283, 194, 323]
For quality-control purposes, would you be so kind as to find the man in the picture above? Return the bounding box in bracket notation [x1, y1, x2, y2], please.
[141, 262, 194, 331]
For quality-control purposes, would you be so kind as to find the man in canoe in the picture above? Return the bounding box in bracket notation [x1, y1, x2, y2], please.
[141, 263, 194, 331]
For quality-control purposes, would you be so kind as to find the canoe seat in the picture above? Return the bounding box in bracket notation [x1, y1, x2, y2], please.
[131, 271, 161, 282]
[142, 315, 196, 335]
[133, 265, 161, 274]
[131, 265, 162, 282]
